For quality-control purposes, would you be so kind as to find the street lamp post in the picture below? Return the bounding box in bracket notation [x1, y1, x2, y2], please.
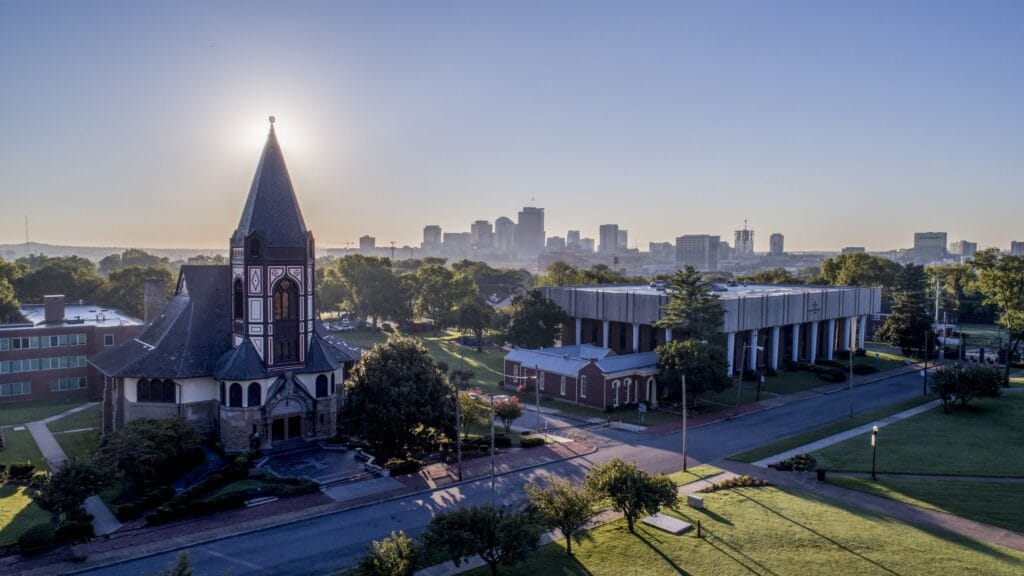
[922, 330, 929, 396]
[871, 425, 879, 481]
[682, 375, 688, 472]
[489, 395, 496, 504]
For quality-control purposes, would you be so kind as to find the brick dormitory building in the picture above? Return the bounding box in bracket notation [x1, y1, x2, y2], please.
[0, 295, 142, 404]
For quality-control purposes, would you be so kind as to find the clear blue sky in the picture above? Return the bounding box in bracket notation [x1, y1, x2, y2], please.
[2, 1, 1021, 252]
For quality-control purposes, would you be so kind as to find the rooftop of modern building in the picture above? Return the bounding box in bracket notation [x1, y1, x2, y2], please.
[10, 302, 142, 328]
[550, 282, 866, 299]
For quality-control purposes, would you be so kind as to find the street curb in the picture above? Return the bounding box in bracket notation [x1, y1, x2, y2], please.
[53, 442, 600, 576]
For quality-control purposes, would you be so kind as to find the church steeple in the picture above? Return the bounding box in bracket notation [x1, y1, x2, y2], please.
[231, 117, 309, 251]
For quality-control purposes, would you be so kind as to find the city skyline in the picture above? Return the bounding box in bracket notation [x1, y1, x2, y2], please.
[3, 1, 1022, 251]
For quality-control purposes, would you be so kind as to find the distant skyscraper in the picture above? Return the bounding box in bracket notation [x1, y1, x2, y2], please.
[470, 220, 493, 249]
[769, 233, 784, 256]
[676, 235, 720, 271]
[547, 236, 566, 251]
[950, 240, 977, 260]
[494, 217, 514, 252]
[649, 242, 673, 262]
[599, 224, 619, 254]
[617, 229, 629, 251]
[422, 225, 442, 247]
[580, 238, 596, 253]
[359, 235, 375, 252]
[734, 225, 754, 255]
[1011, 241, 1024, 256]
[913, 232, 947, 261]
[567, 230, 581, 249]
[443, 232, 471, 251]
[515, 207, 545, 255]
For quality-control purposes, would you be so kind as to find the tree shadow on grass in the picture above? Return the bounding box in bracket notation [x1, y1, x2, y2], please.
[698, 527, 782, 576]
[633, 530, 692, 575]
[670, 504, 733, 526]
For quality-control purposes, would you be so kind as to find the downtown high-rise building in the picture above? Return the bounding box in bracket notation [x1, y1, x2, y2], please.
[676, 234, 720, 271]
[950, 240, 977, 260]
[599, 224, 619, 254]
[734, 227, 754, 255]
[515, 207, 545, 255]
[913, 232, 947, 261]
[422, 225, 442, 247]
[769, 233, 784, 256]
[470, 220, 493, 249]
[1011, 241, 1024, 256]
[359, 235, 375, 252]
[494, 217, 514, 252]
[567, 230, 581, 249]
[617, 229, 629, 251]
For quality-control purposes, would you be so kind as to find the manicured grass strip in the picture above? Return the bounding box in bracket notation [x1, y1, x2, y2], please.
[0, 484, 51, 547]
[0, 428, 45, 467]
[46, 402, 100, 433]
[53, 427, 101, 462]
[667, 464, 722, 486]
[463, 486, 1024, 576]
[729, 395, 937, 463]
[0, 398, 84, 426]
[812, 395, 1024, 477]
[205, 479, 266, 500]
[828, 476, 1024, 534]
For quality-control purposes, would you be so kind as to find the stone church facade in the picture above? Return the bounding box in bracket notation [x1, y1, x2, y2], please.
[92, 119, 360, 452]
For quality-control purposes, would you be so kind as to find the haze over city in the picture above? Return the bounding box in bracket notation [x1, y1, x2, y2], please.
[2, 1, 1022, 251]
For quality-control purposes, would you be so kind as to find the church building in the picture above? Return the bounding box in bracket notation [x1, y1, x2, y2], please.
[91, 118, 360, 452]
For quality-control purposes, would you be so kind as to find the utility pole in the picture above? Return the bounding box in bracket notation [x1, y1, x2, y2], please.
[534, 364, 541, 433]
[682, 375, 688, 472]
[490, 395, 496, 504]
[454, 380, 462, 481]
[849, 319, 855, 418]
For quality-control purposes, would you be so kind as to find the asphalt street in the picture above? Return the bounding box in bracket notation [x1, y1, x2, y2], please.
[76, 370, 929, 576]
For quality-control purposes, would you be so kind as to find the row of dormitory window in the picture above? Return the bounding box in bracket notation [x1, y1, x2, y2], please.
[1, 355, 88, 374]
[512, 366, 589, 398]
[0, 377, 88, 397]
[0, 334, 89, 351]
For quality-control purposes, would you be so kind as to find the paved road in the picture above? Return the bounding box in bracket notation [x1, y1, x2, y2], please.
[77, 370, 929, 576]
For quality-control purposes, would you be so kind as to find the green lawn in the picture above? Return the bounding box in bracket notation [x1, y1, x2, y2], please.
[46, 402, 100, 433]
[812, 395, 1024, 477]
[666, 464, 722, 486]
[959, 323, 1010, 347]
[464, 486, 1024, 576]
[828, 477, 1024, 533]
[729, 395, 938, 463]
[53, 428, 101, 461]
[205, 479, 266, 500]
[0, 398, 86, 427]
[0, 428, 44, 467]
[0, 484, 50, 547]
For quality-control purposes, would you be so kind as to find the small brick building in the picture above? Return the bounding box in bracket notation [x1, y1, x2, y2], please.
[504, 345, 659, 412]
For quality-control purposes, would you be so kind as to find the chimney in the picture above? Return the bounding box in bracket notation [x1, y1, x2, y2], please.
[143, 280, 167, 323]
[44, 295, 65, 324]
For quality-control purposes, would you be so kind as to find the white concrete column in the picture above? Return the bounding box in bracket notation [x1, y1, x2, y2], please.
[809, 322, 818, 364]
[602, 320, 610, 349]
[841, 317, 851, 351]
[664, 327, 672, 343]
[748, 329, 759, 370]
[575, 318, 582, 346]
[632, 323, 640, 353]
[826, 319, 836, 360]
[858, 315, 867, 349]
[726, 332, 736, 376]
[791, 324, 800, 362]
[771, 326, 780, 371]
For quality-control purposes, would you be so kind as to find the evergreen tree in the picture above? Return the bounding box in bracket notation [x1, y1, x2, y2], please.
[654, 266, 724, 341]
[877, 264, 934, 356]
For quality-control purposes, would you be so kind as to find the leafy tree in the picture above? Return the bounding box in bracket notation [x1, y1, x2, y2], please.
[422, 504, 541, 576]
[459, 391, 488, 440]
[14, 255, 107, 303]
[654, 266, 724, 342]
[815, 253, 902, 302]
[451, 260, 532, 301]
[101, 265, 174, 318]
[972, 249, 1024, 385]
[96, 417, 202, 490]
[493, 397, 524, 435]
[735, 268, 801, 285]
[931, 363, 1003, 412]
[319, 255, 408, 327]
[342, 336, 454, 457]
[502, 289, 567, 349]
[413, 264, 477, 329]
[926, 263, 987, 323]
[184, 254, 228, 266]
[37, 459, 111, 520]
[525, 477, 596, 556]
[99, 248, 170, 275]
[877, 264, 934, 356]
[536, 262, 644, 287]
[0, 277, 21, 323]
[656, 338, 730, 402]
[355, 530, 419, 576]
[585, 459, 677, 534]
[456, 296, 496, 351]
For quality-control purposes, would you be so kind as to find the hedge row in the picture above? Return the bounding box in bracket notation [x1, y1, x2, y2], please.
[520, 436, 545, 448]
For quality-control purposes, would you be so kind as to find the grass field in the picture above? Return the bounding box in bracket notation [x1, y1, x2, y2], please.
[0, 428, 44, 467]
[728, 395, 938, 463]
[46, 403, 102, 461]
[0, 398, 86, 427]
[828, 477, 1024, 534]
[463, 486, 1024, 576]
[0, 484, 50, 547]
[46, 402, 100, 433]
[812, 395, 1024, 477]
[666, 464, 722, 486]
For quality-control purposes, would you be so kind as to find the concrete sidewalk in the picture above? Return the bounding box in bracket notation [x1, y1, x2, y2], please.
[23, 404, 123, 537]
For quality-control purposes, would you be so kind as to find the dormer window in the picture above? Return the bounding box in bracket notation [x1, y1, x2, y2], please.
[249, 238, 261, 258]
[233, 278, 244, 320]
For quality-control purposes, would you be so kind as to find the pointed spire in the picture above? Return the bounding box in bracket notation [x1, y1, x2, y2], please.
[232, 117, 308, 249]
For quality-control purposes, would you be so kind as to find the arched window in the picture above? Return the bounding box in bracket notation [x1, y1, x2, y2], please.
[138, 378, 150, 402]
[580, 375, 587, 399]
[229, 383, 242, 407]
[233, 278, 245, 320]
[272, 279, 299, 363]
[613, 380, 621, 407]
[249, 237, 260, 258]
[163, 380, 176, 403]
[560, 376, 566, 396]
[624, 378, 632, 404]
[248, 382, 261, 406]
[316, 374, 328, 398]
[538, 372, 546, 391]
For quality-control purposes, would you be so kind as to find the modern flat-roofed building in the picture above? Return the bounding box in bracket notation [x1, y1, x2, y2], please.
[769, 233, 784, 256]
[422, 225, 442, 247]
[516, 207, 545, 255]
[1010, 241, 1023, 256]
[1, 295, 142, 404]
[913, 232, 947, 262]
[675, 235, 720, 271]
[599, 224, 619, 254]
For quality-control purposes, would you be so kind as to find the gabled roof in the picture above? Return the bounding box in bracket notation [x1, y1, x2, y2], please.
[596, 351, 659, 375]
[214, 338, 269, 381]
[505, 345, 657, 378]
[231, 123, 308, 249]
[90, 265, 232, 378]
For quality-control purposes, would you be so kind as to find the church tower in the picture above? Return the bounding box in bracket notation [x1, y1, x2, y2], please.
[230, 117, 315, 368]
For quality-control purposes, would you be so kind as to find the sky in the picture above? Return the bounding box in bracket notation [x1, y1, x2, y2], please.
[1, 1, 1022, 252]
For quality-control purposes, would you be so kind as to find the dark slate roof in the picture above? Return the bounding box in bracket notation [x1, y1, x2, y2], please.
[90, 266, 232, 378]
[214, 338, 270, 381]
[231, 124, 308, 248]
[313, 323, 362, 365]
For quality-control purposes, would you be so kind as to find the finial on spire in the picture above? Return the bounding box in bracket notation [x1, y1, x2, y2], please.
[268, 115, 276, 132]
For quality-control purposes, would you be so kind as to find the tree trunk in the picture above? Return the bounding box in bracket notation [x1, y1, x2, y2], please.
[626, 514, 635, 533]
[489, 561, 498, 576]
[566, 533, 573, 555]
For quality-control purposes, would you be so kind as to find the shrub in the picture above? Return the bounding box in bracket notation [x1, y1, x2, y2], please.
[701, 475, 770, 493]
[385, 458, 423, 477]
[855, 348, 867, 357]
[0, 464, 8, 484]
[817, 358, 842, 368]
[8, 462, 36, 482]
[520, 436, 545, 448]
[55, 519, 94, 543]
[492, 434, 513, 449]
[782, 360, 800, 372]
[816, 369, 847, 383]
[769, 454, 817, 472]
[18, 522, 56, 556]
[853, 364, 879, 375]
[111, 485, 175, 521]
[273, 480, 319, 498]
